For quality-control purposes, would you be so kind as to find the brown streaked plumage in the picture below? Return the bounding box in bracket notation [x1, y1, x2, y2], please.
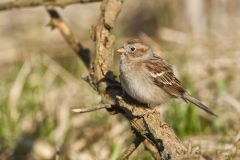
[144, 55, 185, 97]
[117, 39, 216, 116]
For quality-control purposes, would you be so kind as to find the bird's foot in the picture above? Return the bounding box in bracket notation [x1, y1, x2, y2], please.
[141, 107, 158, 117]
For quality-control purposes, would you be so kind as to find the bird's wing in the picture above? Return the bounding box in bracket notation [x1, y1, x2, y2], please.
[145, 55, 216, 116]
[144, 55, 186, 97]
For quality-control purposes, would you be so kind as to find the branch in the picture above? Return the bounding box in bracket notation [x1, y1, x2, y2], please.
[72, 104, 111, 113]
[114, 96, 187, 159]
[45, 6, 91, 68]
[0, 0, 101, 11]
[91, 0, 123, 82]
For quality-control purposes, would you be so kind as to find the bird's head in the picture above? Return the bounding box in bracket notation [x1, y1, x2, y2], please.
[116, 39, 153, 62]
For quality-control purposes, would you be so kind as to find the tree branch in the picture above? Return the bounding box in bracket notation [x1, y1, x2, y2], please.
[45, 6, 91, 68]
[72, 104, 111, 113]
[114, 96, 187, 159]
[0, 0, 101, 11]
[91, 0, 123, 83]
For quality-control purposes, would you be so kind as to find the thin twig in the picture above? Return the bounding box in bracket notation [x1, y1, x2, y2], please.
[45, 6, 91, 68]
[0, 0, 101, 11]
[72, 104, 111, 113]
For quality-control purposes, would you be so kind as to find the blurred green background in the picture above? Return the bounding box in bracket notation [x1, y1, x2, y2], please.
[0, 0, 239, 159]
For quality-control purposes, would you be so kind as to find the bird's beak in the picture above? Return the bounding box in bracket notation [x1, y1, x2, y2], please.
[116, 47, 126, 54]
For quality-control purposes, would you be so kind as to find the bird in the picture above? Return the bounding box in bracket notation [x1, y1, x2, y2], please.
[116, 38, 216, 116]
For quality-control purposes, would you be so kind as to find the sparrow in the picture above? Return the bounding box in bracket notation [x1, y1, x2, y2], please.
[116, 39, 216, 116]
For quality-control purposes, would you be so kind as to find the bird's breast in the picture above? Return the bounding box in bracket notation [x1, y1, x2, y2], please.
[120, 62, 171, 105]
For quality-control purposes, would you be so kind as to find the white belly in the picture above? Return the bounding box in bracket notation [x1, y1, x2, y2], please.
[120, 63, 171, 105]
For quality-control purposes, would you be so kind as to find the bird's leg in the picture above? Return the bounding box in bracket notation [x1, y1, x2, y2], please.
[121, 90, 127, 97]
[141, 106, 158, 117]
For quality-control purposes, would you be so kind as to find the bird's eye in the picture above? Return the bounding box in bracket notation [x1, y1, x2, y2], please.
[130, 46, 136, 52]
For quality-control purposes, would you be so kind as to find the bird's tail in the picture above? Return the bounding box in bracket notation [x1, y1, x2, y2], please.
[183, 94, 217, 116]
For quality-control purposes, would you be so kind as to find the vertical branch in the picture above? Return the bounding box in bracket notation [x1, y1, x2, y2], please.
[91, 0, 123, 83]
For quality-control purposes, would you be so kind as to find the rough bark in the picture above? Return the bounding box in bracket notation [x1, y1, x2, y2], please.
[91, 0, 123, 83]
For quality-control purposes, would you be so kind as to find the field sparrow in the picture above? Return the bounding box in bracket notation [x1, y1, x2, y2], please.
[117, 39, 216, 116]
